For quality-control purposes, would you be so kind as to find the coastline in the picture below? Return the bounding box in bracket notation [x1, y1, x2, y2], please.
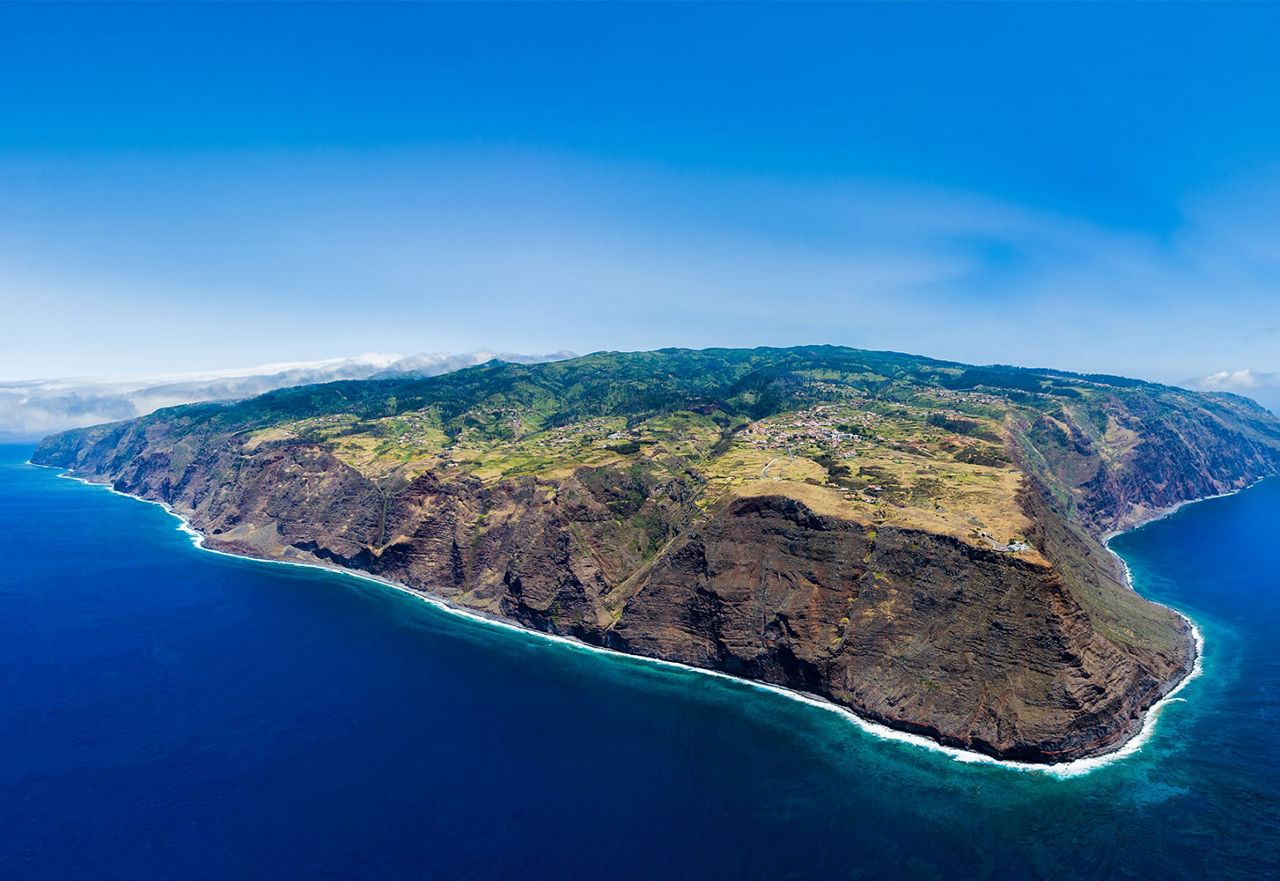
[1101, 476, 1269, 547]
[1094, 478, 1277, 768]
[33, 462, 1243, 779]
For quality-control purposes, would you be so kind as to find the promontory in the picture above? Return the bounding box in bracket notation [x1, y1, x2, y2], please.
[33, 347, 1280, 763]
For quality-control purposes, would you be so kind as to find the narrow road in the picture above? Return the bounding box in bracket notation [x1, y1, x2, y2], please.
[761, 455, 794, 480]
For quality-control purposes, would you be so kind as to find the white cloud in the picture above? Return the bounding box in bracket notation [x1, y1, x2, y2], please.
[1190, 368, 1278, 392]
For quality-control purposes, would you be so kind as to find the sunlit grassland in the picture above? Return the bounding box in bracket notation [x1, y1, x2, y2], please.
[248, 386, 1038, 560]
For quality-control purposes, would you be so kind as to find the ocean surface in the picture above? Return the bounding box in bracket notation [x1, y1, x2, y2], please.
[2, 443, 1279, 879]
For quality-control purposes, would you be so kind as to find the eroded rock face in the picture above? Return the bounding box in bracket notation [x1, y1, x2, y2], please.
[34, 426, 1194, 763]
[611, 496, 1188, 761]
[1009, 391, 1280, 535]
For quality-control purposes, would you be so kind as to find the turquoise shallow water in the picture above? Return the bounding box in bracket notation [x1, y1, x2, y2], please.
[2, 443, 1278, 878]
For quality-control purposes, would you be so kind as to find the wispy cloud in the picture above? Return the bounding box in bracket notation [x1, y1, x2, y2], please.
[3, 150, 1280, 387]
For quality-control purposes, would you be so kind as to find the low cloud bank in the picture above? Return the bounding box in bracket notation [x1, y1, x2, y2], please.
[1190, 368, 1278, 392]
[0, 350, 573, 440]
[1186, 367, 1280, 415]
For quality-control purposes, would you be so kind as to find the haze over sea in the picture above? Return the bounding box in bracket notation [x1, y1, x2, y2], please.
[2, 443, 1278, 879]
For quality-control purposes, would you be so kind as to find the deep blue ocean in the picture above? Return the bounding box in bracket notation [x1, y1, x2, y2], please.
[3, 443, 1279, 879]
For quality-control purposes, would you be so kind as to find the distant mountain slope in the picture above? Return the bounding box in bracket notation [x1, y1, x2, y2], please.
[0, 350, 572, 440]
[34, 346, 1280, 762]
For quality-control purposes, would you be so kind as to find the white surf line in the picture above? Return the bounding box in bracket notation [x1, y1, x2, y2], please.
[31, 462, 1255, 779]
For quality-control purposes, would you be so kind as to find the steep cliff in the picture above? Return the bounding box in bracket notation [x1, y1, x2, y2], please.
[33, 346, 1280, 762]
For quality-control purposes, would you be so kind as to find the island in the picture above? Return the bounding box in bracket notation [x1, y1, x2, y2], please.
[32, 346, 1280, 763]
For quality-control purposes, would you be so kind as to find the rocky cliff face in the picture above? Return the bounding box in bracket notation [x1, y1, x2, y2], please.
[1008, 386, 1280, 536]
[30, 349, 1280, 763]
[610, 495, 1188, 761]
[33, 427, 1196, 763]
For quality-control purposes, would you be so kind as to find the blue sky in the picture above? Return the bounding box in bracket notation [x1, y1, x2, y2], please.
[3, 3, 1280, 406]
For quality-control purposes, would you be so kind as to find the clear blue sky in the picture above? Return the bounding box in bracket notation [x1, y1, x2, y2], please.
[3, 3, 1279, 405]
